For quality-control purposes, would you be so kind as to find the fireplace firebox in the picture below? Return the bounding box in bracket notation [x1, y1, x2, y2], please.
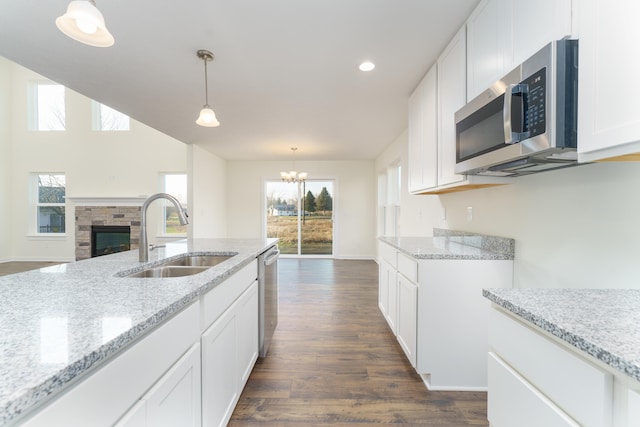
[91, 226, 131, 258]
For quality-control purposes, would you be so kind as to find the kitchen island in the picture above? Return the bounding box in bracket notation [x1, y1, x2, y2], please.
[0, 238, 277, 427]
[484, 288, 640, 427]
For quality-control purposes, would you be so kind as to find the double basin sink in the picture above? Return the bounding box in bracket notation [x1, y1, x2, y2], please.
[124, 253, 236, 278]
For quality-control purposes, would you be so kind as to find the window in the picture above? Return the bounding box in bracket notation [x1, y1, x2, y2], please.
[29, 82, 65, 131]
[161, 173, 187, 235]
[92, 101, 130, 131]
[35, 173, 66, 234]
[378, 163, 401, 237]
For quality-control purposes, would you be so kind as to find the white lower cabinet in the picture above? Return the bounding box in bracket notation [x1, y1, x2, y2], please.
[202, 280, 259, 427]
[488, 352, 579, 427]
[488, 307, 613, 427]
[378, 241, 513, 390]
[116, 343, 202, 427]
[20, 259, 260, 427]
[396, 272, 417, 367]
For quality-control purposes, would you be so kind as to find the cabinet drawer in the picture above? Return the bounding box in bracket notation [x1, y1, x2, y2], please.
[397, 252, 417, 283]
[629, 388, 640, 426]
[488, 352, 579, 427]
[489, 308, 612, 427]
[204, 260, 257, 329]
[378, 242, 397, 268]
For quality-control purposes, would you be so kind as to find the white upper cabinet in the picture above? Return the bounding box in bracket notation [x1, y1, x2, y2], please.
[577, 0, 640, 161]
[408, 64, 437, 193]
[510, 0, 572, 67]
[437, 26, 467, 187]
[466, 0, 511, 101]
[466, 0, 572, 101]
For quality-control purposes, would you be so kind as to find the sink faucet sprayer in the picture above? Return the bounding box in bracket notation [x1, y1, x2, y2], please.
[139, 193, 189, 262]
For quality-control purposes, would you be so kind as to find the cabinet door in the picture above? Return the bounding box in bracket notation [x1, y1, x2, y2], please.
[237, 281, 259, 386]
[145, 344, 202, 427]
[510, 0, 572, 68]
[202, 307, 238, 427]
[396, 274, 417, 367]
[466, 0, 511, 100]
[578, 0, 640, 161]
[387, 269, 398, 335]
[437, 26, 467, 186]
[408, 64, 438, 193]
[113, 400, 146, 427]
[378, 260, 390, 318]
[488, 352, 580, 427]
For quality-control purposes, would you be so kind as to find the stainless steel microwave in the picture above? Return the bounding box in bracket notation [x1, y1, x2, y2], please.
[454, 39, 579, 176]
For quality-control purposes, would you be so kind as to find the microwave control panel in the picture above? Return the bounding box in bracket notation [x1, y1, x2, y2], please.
[523, 68, 546, 137]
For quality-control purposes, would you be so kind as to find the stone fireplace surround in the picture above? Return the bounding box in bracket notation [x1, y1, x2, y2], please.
[75, 206, 141, 261]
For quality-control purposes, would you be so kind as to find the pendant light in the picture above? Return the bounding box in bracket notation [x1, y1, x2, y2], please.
[281, 148, 308, 183]
[196, 50, 220, 127]
[56, 0, 114, 47]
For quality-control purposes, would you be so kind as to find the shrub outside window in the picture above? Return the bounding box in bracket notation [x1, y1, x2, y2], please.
[36, 174, 66, 234]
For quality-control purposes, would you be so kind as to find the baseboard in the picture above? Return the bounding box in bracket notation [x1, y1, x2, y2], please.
[419, 373, 488, 392]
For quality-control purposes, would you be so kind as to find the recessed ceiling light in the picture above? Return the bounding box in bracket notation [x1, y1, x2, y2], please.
[359, 61, 375, 72]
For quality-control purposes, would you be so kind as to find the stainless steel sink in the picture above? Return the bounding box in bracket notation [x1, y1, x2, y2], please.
[161, 254, 234, 267]
[122, 253, 237, 278]
[126, 266, 210, 278]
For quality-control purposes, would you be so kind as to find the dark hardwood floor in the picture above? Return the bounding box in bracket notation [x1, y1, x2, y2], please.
[0, 261, 63, 277]
[229, 259, 489, 426]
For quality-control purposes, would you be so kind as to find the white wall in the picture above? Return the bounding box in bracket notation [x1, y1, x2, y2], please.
[5, 61, 187, 261]
[226, 160, 376, 259]
[187, 144, 227, 238]
[377, 132, 640, 290]
[0, 58, 11, 261]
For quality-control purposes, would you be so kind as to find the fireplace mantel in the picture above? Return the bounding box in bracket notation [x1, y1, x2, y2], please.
[67, 196, 148, 206]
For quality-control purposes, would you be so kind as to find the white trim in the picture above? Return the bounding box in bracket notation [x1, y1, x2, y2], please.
[27, 234, 67, 240]
[67, 196, 147, 206]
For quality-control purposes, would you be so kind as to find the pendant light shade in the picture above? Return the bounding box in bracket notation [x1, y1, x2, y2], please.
[196, 106, 220, 127]
[56, 0, 114, 47]
[196, 50, 220, 127]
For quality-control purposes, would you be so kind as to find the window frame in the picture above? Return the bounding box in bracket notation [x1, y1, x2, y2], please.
[91, 101, 130, 131]
[31, 173, 67, 236]
[28, 81, 66, 131]
[159, 172, 187, 237]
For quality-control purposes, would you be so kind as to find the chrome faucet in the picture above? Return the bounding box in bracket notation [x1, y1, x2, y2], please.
[139, 193, 189, 262]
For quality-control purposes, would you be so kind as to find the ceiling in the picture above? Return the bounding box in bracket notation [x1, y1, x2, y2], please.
[0, 0, 478, 161]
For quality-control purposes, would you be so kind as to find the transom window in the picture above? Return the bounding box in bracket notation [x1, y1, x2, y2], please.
[29, 82, 65, 131]
[92, 101, 130, 131]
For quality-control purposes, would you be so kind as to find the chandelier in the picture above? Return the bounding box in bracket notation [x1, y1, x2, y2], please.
[281, 147, 308, 183]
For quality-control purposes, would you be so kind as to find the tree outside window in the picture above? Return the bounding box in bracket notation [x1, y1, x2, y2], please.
[161, 173, 187, 234]
[92, 101, 130, 131]
[30, 82, 65, 131]
[36, 174, 66, 233]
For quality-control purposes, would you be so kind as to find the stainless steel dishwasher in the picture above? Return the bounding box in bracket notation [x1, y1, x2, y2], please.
[257, 245, 279, 357]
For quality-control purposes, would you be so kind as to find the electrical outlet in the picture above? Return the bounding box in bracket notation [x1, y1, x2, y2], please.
[467, 206, 473, 222]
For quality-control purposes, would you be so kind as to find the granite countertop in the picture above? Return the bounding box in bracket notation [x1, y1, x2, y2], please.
[379, 228, 515, 260]
[483, 288, 640, 383]
[0, 238, 277, 427]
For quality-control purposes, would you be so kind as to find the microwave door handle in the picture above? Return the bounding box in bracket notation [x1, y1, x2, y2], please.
[503, 83, 529, 144]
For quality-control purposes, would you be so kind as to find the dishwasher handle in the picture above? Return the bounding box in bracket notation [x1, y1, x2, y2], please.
[264, 249, 280, 266]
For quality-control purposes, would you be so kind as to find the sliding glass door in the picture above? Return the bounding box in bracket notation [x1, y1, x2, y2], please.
[265, 180, 334, 256]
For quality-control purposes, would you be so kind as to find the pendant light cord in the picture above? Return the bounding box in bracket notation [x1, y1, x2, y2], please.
[203, 57, 209, 107]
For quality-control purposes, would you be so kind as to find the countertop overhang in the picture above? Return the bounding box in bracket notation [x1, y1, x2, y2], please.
[484, 288, 640, 383]
[0, 238, 277, 426]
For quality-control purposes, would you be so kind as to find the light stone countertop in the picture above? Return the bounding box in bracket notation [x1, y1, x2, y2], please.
[483, 288, 640, 383]
[0, 238, 277, 427]
[379, 228, 515, 260]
